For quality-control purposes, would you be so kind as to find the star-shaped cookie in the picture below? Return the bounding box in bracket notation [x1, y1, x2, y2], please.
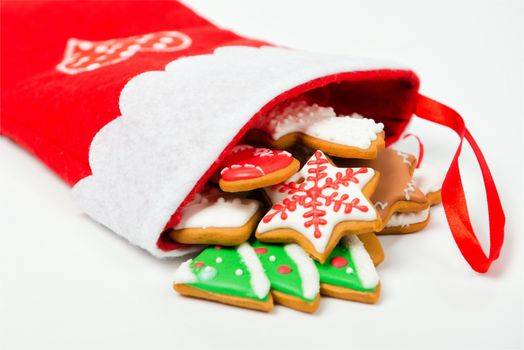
[256, 150, 381, 263]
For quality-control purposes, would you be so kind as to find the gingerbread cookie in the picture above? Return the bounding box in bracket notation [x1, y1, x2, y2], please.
[358, 232, 385, 266]
[251, 100, 385, 159]
[173, 243, 273, 312]
[379, 163, 444, 234]
[218, 144, 300, 192]
[336, 148, 429, 230]
[170, 191, 263, 245]
[256, 150, 381, 263]
[413, 163, 444, 206]
[380, 208, 430, 234]
[316, 235, 380, 304]
[252, 241, 320, 313]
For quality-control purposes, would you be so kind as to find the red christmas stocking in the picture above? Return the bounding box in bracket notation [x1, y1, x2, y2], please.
[1, 1, 504, 271]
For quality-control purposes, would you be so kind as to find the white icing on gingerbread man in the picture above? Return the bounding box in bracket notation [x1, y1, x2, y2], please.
[403, 180, 416, 200]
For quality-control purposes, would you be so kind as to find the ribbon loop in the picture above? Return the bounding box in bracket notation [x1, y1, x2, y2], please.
[399, 133, 425, 168]
[415, 94, 505, 272]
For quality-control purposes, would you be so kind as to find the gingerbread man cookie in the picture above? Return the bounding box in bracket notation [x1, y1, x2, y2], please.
[379, 162, 444, 234]
[316, 235, 381, 304]
[218, 144, 300, 192]
[250, 100, 385, 159]
[336, 148, 429, 230]
[170, 191, 263, 245]
[173, 243, 273, 312]
[256, 150, 381, 263]
[252, 241, 320, 313]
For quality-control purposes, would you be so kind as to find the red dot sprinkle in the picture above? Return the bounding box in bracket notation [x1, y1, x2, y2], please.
[254, 247, 268, 254]
[194, 261, 204, 268]
[277, 265, 292, 274]
[214, 245, 222, 250]
[330, 256, 348, 268]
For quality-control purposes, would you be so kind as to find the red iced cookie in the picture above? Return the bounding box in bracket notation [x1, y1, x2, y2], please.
[218, 144, 300, 192]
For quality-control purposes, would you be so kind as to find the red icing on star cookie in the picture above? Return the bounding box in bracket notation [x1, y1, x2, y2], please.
[277, 265, 292, 274]
[254, 247, 268, 254]
[220, 145, 294, 181]
[261, 151, 371, 239]
[330, 256, 348, 268]
[194, 261, 204, 268]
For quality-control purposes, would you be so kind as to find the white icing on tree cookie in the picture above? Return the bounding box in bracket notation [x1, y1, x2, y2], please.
[342, 235, 379, 289]
[173, 259, 198, 284]
[237, 243, 271, 299]
[257, 100, 384, 149]
[175, 193, 260, 229]
[284, 244, 320, 300]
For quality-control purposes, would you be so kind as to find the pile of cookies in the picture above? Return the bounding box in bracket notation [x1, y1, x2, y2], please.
[172, 100, 443, 313]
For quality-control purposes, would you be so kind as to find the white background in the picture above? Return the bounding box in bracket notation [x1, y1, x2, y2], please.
[1, 1, 522, 349]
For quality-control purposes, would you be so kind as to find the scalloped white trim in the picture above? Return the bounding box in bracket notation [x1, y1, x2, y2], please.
[72, 46, 404, 258]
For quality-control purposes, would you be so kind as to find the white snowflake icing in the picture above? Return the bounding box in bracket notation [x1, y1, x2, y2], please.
[257, 151, 377, 253]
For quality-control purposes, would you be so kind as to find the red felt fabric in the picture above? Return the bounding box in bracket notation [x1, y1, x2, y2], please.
[1, 1, 504, 271]
[1, 0, 267, 185]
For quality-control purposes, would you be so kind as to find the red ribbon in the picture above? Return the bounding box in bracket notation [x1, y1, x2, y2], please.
[415, 95, 505, 272]
[400, 133, 425, 168]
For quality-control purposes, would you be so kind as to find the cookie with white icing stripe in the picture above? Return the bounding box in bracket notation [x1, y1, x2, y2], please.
[256, 150, 381, 263]
[170, 191, 263, 245]
[173, 243, 273, 312]
[218, 144, 300, 192]
[252, 241, 320, 313]
[250, 100, 385, 159]
[316, 235, 381, 304]
[335, 148, 429, 231]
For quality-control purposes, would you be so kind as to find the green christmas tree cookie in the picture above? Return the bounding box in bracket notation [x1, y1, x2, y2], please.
[252, 241, 320, 313]
[173, 243, 272, 312]
[316, 235, 381, 304]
